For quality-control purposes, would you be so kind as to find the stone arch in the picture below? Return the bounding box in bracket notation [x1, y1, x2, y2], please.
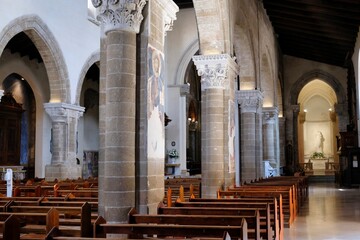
[0, 14, 70, 103]
[175, 40, 199, 86]
[290, 69, 346, 106]
[75, 51, 100, 105]
[193, 0, 231, 54]
[233, 26, 256, 90]
[260, 50, 275, 107]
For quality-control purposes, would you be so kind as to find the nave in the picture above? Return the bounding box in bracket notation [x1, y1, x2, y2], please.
[284, 182, 360, 240]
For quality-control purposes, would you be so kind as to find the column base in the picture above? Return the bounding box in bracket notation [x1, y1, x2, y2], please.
[45, 164, 82, 181]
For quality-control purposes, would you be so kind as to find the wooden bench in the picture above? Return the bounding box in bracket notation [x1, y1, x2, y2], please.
[219, 188, 292, 228]
[5, 202, 92, 238]
[47, 227, 231, 240]
[0, 215, 20, 240]
[0, 207, 58, 240]
[96, 222, 247, 240]
[129, 207, 259, 239]
[189, 197, 282, 240]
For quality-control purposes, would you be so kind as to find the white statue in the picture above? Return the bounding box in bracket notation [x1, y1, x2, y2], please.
[318, 131, 325, 153]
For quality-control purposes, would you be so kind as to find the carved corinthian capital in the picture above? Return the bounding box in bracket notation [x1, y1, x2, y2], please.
[92, 0, 146, 34]
[192, 54, 238, 91]
[44, 103, 85, 123]
[236, 90, 264, 113]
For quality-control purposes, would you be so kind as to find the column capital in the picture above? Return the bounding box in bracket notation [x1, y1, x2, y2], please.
[291, 104, 300, 114]
[263, 107, 278, 124]
[44, 102, 85, 122]
[192, 54, 239, 91]
[236, 90, 263, 113]
[92, 0, 146, 34]
[156, 0, 179, 35]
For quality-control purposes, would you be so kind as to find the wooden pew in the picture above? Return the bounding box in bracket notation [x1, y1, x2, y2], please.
[174, 200, 274, 240]
[189, 197, 281, 240]
[129, 207, 259, 240]
[96, 221, 248, 240]
[5, 202, 92, 238]
[0, 207, 58, 240]
[46, 227, 231, 240]
[218, 188, 292, 228]
[0, 215, 20, 240]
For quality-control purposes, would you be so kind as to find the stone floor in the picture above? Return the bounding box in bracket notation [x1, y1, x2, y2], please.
[284, 182, 360, 240]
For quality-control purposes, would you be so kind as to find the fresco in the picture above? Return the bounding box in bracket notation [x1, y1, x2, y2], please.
[147, 45, 165, 159]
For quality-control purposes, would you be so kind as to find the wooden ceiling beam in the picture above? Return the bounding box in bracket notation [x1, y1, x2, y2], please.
[264, 0, 360, 14]
[265, 8, 360, 27]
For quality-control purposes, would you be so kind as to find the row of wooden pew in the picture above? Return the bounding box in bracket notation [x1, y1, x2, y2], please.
[0, 178, 99, 239]
[0, 176, 308, 239]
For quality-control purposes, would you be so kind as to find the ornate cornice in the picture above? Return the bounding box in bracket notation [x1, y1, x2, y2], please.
[236, 90, 263, 113]
[44, 103, 85, 123]
[192, 54, 239, 91]
[92, 0, 146, 34]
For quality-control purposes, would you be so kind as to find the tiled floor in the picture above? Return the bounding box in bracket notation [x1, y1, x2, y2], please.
[284, 182, 360, 240]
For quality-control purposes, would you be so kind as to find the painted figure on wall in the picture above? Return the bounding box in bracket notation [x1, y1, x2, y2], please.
[228, 100, 235, 172]
[147, 45, 165, 158]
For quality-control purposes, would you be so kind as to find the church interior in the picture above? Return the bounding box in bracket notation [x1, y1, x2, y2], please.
[0, 0, 359, 239]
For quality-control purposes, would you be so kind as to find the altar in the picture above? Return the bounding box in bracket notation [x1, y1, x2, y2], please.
[308, 158, 332, 175]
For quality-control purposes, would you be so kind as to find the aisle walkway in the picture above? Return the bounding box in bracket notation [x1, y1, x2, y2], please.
[284, 182, 360, 240]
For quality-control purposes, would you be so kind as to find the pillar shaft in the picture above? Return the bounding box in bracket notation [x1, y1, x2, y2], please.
[44, 103, 84, 180]
[193, 54, 238, 198]
[237, 90, 263, 183]
[93, 0, 146, 223]
[263, 107, 279, 177]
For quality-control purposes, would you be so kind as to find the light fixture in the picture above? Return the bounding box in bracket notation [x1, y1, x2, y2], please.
[304, 109, 307, 112]
[187, 117, 198, 132]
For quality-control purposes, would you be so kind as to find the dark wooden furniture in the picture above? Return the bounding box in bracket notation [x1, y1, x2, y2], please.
[0, 93, 23, 166]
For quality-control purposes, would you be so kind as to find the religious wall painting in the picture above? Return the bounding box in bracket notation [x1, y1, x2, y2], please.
[82, 151, 98, 178]
[228, 100, 235, 173]
[147, 45, 165, 158]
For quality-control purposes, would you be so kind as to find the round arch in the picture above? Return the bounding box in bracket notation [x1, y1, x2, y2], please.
[75, 51, 100, 105]
[0, 14, 70, 103]
[290, 69, 346, 105]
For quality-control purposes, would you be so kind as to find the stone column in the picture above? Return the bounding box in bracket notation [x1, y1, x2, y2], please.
[292, 104, 300, 171]
[237, 90, 263, 183]
[44, 103, 84, 180]
[278, 116, 286, 173]
[263, 107, 278, 177]
[193, 54, 238, 198]
[92, 0, 146, 222]
[0, 90, 4, 101]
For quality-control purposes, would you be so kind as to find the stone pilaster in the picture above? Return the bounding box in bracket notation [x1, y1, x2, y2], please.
[193, 54, 238, 198]
[92, 0, 146, 222]
[44, 103, 84, 180]
[237, 90, 263, 183]
[263, 107, 279, 177]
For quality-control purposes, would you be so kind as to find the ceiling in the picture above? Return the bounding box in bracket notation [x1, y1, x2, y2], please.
[262, 0, 360, 68]
[3, 1, 360, 68]
[4, 32, 43, 63]
[174, 0, 360, 68]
